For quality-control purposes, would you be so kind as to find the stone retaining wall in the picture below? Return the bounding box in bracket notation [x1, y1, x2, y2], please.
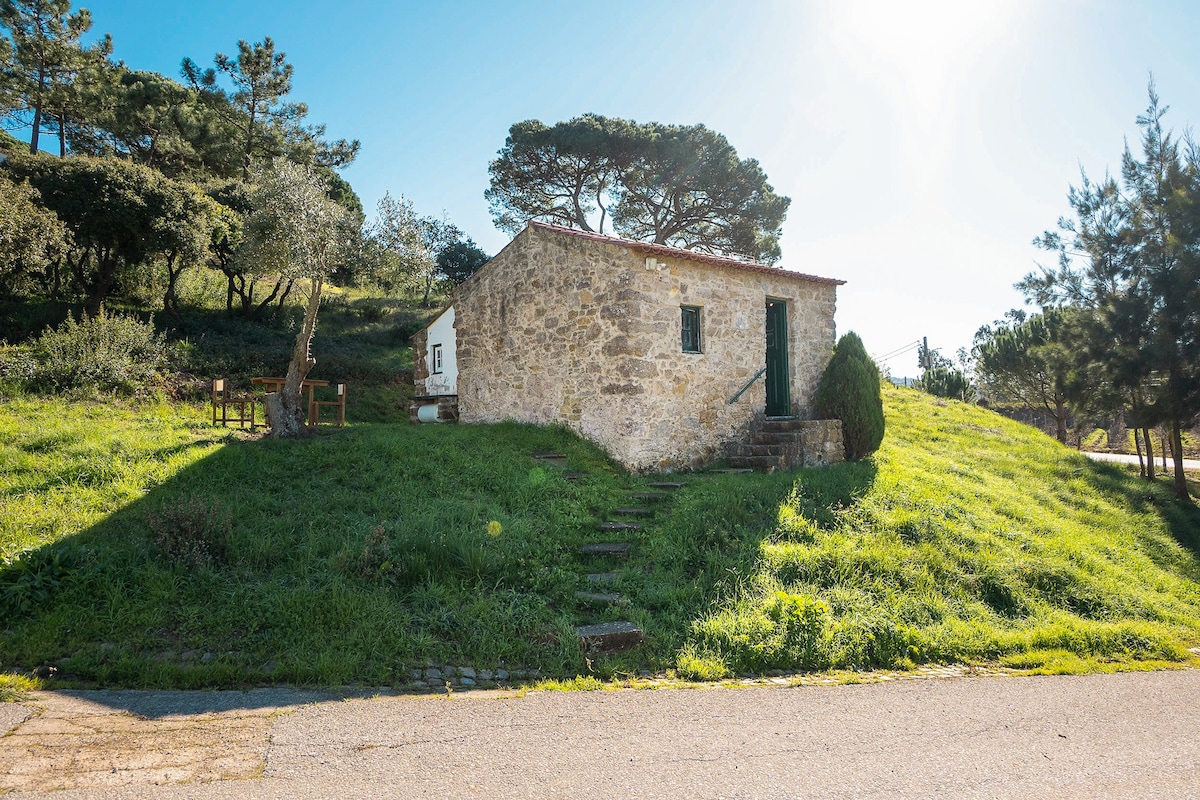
[410, 394, 460, 423]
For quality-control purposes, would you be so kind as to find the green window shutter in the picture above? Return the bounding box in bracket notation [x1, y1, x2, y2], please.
[681, 306, 702, 353]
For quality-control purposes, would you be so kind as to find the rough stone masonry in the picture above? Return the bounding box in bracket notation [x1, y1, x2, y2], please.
[421, 221, 844, 472]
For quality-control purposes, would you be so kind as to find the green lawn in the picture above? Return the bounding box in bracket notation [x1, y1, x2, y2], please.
[2, 385, 1199, 690]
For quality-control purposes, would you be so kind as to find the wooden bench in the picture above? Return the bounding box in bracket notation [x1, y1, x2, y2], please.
[212, 378, 256, 429]
[310, 383, 347, 427]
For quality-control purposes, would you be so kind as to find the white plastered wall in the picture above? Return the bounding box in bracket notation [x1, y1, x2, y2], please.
[424, 306, 457, 395]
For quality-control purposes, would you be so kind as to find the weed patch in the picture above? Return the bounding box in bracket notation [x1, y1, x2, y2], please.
[149, 497, 231, 570]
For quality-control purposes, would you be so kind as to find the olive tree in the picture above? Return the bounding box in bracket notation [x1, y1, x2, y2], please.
[0, 169, 69, 295]
[240, 158, 351, 436]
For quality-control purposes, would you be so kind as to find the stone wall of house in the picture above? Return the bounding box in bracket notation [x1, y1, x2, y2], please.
[411, 325, 430, 394]
[453, 224, 838, 472]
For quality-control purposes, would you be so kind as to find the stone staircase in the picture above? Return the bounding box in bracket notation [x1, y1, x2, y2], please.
[530, 452, 693, 657]
[725, 417, 845, 472]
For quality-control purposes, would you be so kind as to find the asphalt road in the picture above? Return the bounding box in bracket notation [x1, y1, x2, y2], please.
[4, 669, 1199, 799]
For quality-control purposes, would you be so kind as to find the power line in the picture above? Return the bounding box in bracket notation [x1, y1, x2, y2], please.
[875, 340, 920, 359]
[875, 340, 921, 362]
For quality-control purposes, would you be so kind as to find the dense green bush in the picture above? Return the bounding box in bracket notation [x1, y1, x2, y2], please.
[814, 331, 884, 460]
[0, 344, 36, 395]
[916, 366, 972, 401]
[32, 310, 169, 394]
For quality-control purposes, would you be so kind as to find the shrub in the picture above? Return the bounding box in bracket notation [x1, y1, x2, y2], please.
[764, 590, 829, 669]
[0, 545, 96, 616]
[355, 300, 387, 323]
[0, 342, 36, 395]
[814, 331, 885, 460]
[915, 366, 972, 401]
[32, 309, 169, 394]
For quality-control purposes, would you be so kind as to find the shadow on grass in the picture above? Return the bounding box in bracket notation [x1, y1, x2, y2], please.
[0, 420, 632, 700]
[1074, 457, 1200, 579]
[601, 458, 879, 673]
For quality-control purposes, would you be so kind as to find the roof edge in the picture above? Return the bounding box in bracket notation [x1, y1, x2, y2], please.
[527, 220, 846, 286]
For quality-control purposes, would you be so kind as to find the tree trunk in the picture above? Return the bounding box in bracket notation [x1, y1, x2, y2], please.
[162, 252, 183, 320]
[251, 276, 287, 319]
[1109, 410, 1126, 453]
[85, 255, 119, 317]
[1171, 421, 1189, 501]
[268, 276, 323, 438]
[1054, 396, 1068, 444]
[1143, 427, 1155, 480]
[421, 274, 433, 307]
[273, 278, 295, 314]
[30, 67, 45, 154]
[1134, 427, 1145, 478]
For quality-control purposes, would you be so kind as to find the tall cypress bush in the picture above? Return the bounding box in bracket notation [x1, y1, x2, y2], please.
[814, 331, 884, 460]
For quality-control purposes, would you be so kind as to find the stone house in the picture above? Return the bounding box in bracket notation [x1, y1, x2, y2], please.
[411, 221, 845, 472]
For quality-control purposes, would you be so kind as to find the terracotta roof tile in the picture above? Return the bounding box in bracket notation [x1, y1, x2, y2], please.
[528, 221, 845, 286]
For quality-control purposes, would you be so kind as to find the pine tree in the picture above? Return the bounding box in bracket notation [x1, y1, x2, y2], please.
[0, 0, 111, 156]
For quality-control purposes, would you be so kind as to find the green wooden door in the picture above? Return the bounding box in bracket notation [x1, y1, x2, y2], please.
[765, 300, 790, 416]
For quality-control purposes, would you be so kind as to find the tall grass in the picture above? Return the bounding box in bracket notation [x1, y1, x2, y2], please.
[2, 385, 1199, 689]
[1, 400, 628, 686]
[674, 388, 1200, 678]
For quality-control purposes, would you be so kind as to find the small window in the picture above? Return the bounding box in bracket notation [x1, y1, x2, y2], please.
[431, 343, 443, 374]
[681, 306, 702, 353]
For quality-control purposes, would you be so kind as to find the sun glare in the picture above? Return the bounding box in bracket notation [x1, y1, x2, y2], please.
[831, 1, 1024, 103]
[814, 1, 1029, 205]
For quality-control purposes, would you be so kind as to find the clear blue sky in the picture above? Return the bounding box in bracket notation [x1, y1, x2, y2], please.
[76, 0, 1200, 375]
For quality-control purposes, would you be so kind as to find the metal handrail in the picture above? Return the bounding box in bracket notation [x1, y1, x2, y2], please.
[728, 367, 767, 404]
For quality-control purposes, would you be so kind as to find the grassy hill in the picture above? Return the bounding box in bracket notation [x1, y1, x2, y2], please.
[2, 385, 1199, 690]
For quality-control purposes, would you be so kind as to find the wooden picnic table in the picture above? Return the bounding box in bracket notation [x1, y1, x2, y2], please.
[251, 376, 330, 425]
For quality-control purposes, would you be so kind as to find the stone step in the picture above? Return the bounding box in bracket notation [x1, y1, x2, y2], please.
[531, 451, 567, 460]
[575, 621, 644, 654]
[646, 481, 687, 490]
[735, 443, 798, 458]
[579, 542, 632, 558]
[756, 416, 806, 432]
[586, 572, 622, 584]
[749, 431, 805, 445]
[726, 454, 786, 472]
[574, 591, 629, 606]
[612, 507, 653, 516]
[600, 520, 642, 532]
[563, 472, 584, 482]
[629, 492, 670, 502]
